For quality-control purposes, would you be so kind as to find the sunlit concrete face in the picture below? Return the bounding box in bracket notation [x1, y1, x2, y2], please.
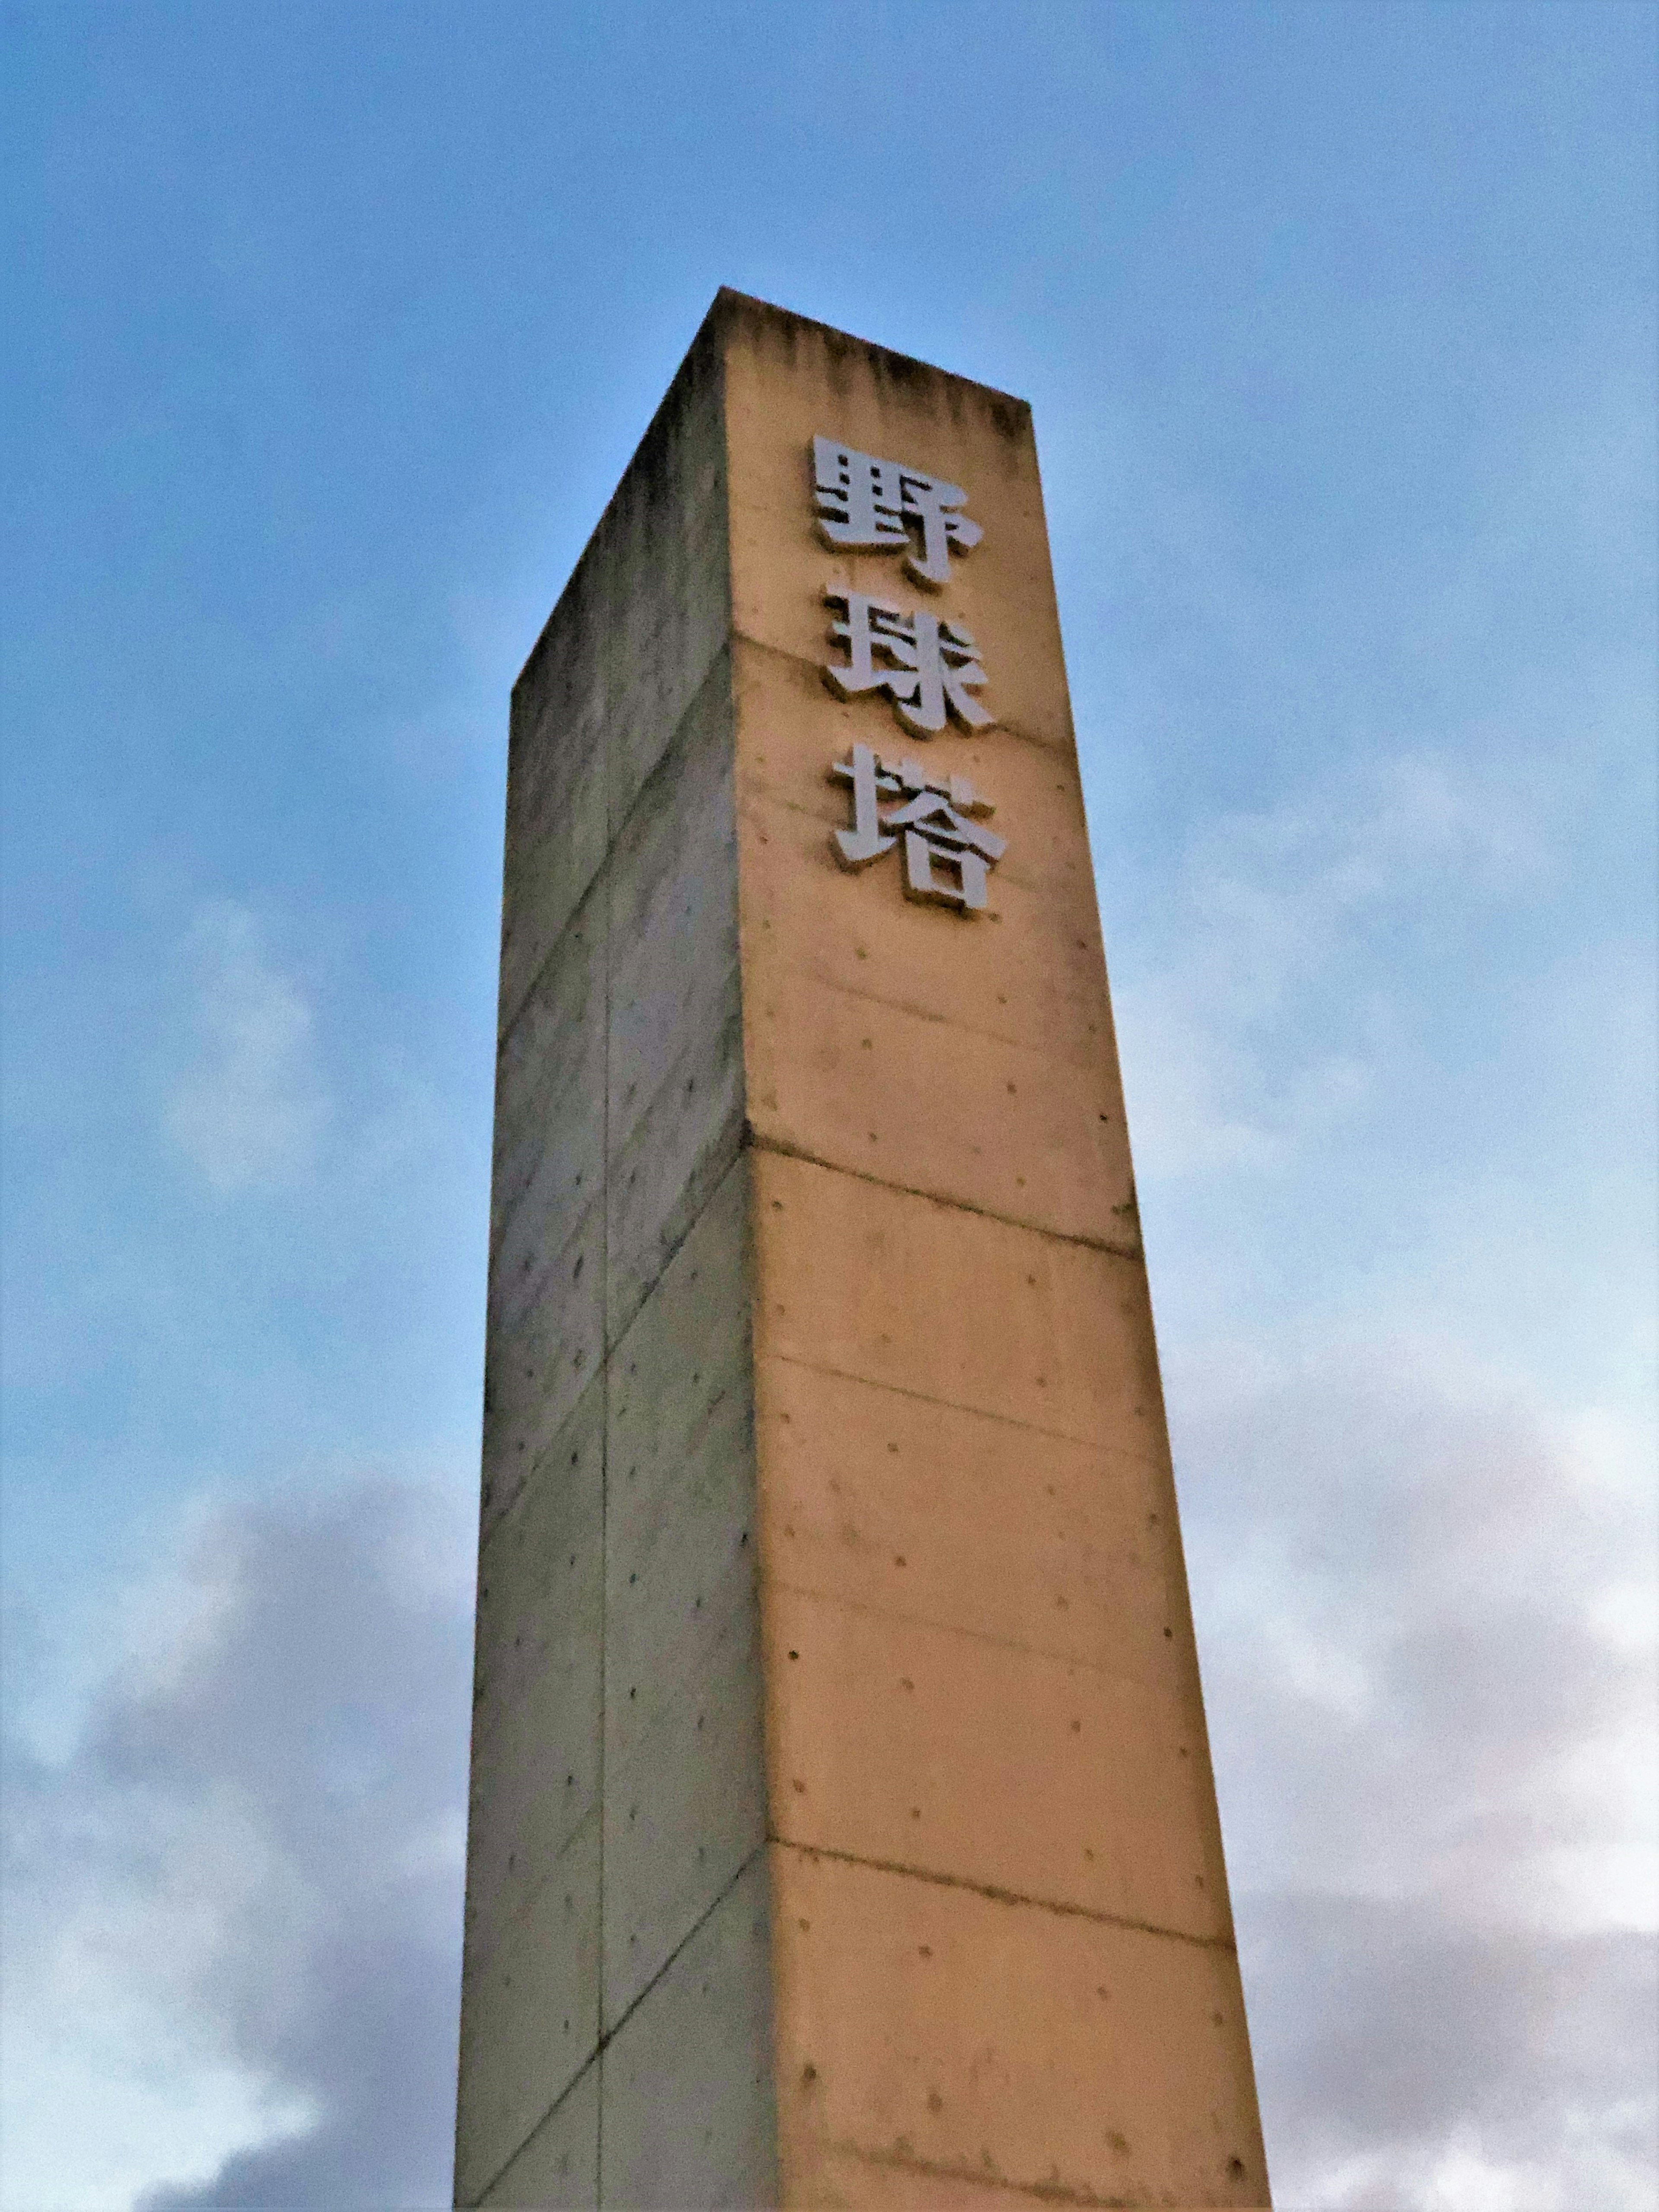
[455, 290, 1270, 2210]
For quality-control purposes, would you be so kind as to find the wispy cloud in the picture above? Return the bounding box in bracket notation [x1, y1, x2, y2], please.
[1111, 748, 1549, 1179]
[163, 903, 330, 1195]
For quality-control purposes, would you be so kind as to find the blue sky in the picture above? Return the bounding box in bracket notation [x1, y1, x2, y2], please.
[3, 5, 1655, 2206]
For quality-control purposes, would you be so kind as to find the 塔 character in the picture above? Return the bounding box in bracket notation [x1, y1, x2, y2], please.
[827, 744, 1007, 914]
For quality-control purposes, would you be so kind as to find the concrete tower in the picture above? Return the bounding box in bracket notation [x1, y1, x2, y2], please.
[454, 291, 1269, 2211]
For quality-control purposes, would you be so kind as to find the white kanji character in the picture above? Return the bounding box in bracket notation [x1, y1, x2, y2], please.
[813, 435, 983, 588]
[826, 747, 1006, 914]
[811, 439, 909, 557]
[823, 591, 995, 737]
[884, 787, 1007, 914]
[826, 742, 897, 869]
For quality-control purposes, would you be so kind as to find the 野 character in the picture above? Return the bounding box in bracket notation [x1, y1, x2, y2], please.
[811, 434, 983, 589]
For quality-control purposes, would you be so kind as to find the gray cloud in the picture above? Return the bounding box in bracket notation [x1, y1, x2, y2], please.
[4, 1481, 474, 2210]
[6, 1360, 1651, 2209]
[1242, 1898, 1655, 2208]
[1173, 1351, 1657, 2206]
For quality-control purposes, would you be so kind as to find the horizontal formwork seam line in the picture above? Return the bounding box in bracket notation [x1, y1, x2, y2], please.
[729, 628, 1077, 760]
[467, 1839, 768, 2208]
[743, 1128, 1142, 1260]
[769, 1837, 1235, 1952]
[828, 2140, 1270, 2212]
[823, 2136, 1179, 2211]
[765, 1348, 1153, 1457]
[735, 951, 1110, 1071]
[760, 1573, 1175, 1682]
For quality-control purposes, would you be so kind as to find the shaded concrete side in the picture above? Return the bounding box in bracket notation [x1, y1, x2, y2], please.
[596, 712, 777, 2202]
[480, 2062, 600, 2210]
[458, 299, 777, 2209]
[601, 1852, 779, 2212]
[603, 1157, 768, 2028]
[498, 303, 736, 1044]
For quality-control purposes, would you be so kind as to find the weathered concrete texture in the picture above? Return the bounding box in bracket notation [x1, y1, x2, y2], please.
[458, 301, 773, 2208]
[498, 314, 732, 1042]
[603, 1157, 766, 2028]
[456, 1376, 605, 2201]
[600, 1853, 779, 2212]
[461, 291, 1268, 2209]
[604, 650, 744, 1349]
[769, 1843, 1261, 2209]
[482, 831, 607, 1549]
[730, 632, 1138, 1252]
[480, 2060, 599, 2209]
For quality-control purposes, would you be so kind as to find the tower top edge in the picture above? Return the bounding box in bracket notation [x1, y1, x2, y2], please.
[702, 286, 1033, 418]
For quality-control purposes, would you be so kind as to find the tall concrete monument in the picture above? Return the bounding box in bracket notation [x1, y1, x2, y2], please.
[455, 292, 1270, 2210]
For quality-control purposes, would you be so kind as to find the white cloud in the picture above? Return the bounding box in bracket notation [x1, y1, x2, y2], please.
[1285, 2111, 1659, 2212]
[163, 903, 330, 1194]
[1181, 1341, 1655, 1924]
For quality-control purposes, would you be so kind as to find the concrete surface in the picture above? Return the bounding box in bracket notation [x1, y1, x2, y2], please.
[457, 292, 1269, 2209]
